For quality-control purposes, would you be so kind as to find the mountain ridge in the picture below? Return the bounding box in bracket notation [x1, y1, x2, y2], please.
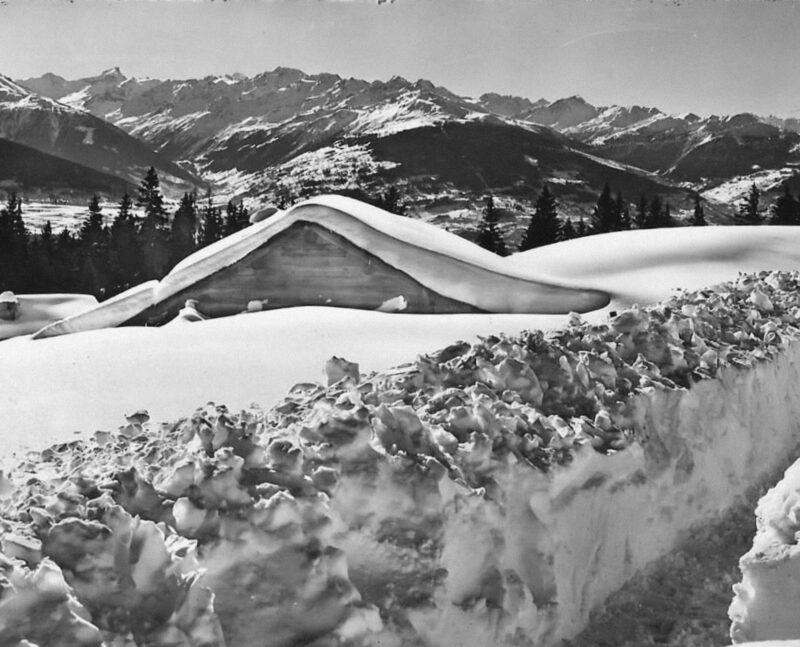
[12, 67, 800, 216]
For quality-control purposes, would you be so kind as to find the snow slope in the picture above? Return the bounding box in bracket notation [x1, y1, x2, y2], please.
[6, 223, 800, 455]
[505, 226, 800, 309]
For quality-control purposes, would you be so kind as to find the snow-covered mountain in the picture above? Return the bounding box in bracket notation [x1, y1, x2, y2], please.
[477, 91, 800, 195]
[0, 74, 201, 196]
[19, 68, 684, 212]
[16, 67, 800, 215]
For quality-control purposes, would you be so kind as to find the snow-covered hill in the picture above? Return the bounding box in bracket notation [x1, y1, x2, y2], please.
[4, 202, 800, 452]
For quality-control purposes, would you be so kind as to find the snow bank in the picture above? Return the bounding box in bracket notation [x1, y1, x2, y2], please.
[0, 309, 567, 455]
[730, 456, 800, 642]
[5, 272, 800, 646]
[505, 226, 800, 309]
[0, 293, 97, 341]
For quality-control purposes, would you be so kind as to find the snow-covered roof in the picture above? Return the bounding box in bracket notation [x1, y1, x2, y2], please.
[35, 195, 610, 338]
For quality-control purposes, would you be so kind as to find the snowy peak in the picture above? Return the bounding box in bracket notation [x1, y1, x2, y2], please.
[0, 74, 36, 102]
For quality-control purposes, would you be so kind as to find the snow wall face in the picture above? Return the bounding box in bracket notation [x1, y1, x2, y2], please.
[730, 453, 800, 642]
[3, 272, 800, 647]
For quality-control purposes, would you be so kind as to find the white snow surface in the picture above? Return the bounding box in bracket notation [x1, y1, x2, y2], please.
[5, 222, 800, 454]
[730, 456, 800, 642]
[505, 226, 800, 310]
[0, 294, 97, 341]
[1, 309, 564, 455]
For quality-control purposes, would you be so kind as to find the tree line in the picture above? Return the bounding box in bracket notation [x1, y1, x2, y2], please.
[0, 167, 251, 299]
[475, 180, 799, 255]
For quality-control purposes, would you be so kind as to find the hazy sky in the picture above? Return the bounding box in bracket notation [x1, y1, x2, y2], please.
[0, 0, 798, 117]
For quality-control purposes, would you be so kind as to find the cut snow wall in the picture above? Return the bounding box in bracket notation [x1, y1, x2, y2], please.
[730, 454, 800, 642]
[5, 273, 800, 646]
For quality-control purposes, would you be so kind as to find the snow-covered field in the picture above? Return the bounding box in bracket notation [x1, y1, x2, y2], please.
[4, 208, 800, 456]
[19, 201, 95, 232]
[6, 198, 800, 646]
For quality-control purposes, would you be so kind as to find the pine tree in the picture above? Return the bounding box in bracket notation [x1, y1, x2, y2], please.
[770, 183, 799, 225]
[560, 217, 577, 241]
[590, 183, 619, 233]
[136, 168, 170, 279]
[520, 185, 560, 251]
[691, 193, 707, 226]
[576, 216, 588, 237]
[199, 192, 224, 248]
[171, 192, 198, 265]
[374, 185, 407, 215]
[646, 195, 663, 229]
[0, 192, 28, 290]
[634, 194, 648, 229]
[80, 195, 106, 246]
[616, 192, 631, 230]
[223, 200, 250, 236]
[76, 195, 111, 296]
[108, 192, 141, 293]
[662, 202, 675, 227]
[737, 183, 762, 225]
[136, 167, 168, 227]
[475, 195, 508, 256]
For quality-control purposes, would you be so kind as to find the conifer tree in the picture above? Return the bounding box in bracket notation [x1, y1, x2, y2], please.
[171, 192, 198, 266]
[0, 192, 28, 289]
[737, 183, 762, 225]
[137, 167, 168, 227]
[223, 200, 250, 236]
[662, 202, 675, 227]
[691, 193, 707, 226]
[616, 192, 631, 230]
[80, 195, 106, 246]
[108, 192, 141, 293]
[646, 195, 663, 229]
[199, 192, 224, 248]
[634, 194, 648, 229]
[136, 168, 170, 279]
[590, 182, 619, 233]
[576, 216, 588, 238]
[475, 195, 508, 256]
[520, 185, 560, 251]
[374, 185, 407, 215]
[560, 217, 577, 241]
[770, 183, 799, 225]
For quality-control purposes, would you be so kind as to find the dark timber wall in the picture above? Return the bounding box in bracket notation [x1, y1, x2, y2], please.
[130, 222, 480, 325]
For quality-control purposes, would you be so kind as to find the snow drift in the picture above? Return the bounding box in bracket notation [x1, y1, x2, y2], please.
[730, 457, 800, 642]
[4, 272, 800, 646]
[32, 195, 609, 339]
[0, 293, 97, 341]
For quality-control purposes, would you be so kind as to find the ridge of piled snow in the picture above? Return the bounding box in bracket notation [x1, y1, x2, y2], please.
[4, 272, 800, 645]
[730, 457, 800, 642]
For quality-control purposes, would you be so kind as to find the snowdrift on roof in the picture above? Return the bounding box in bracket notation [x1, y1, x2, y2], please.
[33, 195, 609, 338]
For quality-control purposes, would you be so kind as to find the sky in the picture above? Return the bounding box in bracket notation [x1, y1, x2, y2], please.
[0, 0, 799, 117]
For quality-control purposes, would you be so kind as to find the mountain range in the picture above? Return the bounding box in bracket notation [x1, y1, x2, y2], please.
[5, 67, 800, 222]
